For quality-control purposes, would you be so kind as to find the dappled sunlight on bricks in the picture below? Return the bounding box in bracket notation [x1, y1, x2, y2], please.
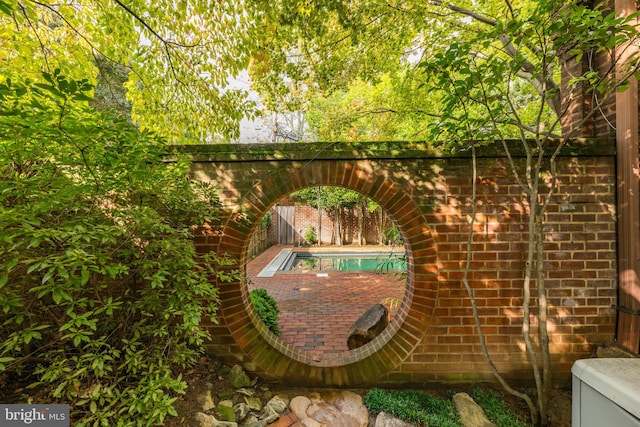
[190, 142, 618, 383]
[247, 245, 406, 357]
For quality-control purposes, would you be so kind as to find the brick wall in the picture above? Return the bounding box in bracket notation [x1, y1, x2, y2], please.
[284, 204, 387, 245]
[560, 52, 617, 138]
[181, 140, 616, 386]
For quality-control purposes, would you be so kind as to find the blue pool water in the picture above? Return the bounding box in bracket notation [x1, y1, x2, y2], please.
[285, 253, 406, 272]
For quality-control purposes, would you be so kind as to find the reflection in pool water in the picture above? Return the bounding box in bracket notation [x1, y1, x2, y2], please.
[286, 253, 406, 272]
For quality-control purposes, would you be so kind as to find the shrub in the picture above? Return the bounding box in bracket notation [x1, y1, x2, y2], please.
[383, 224, 402, 246]
[303, 225, 318, 245]
[364, 388, 462, 427]
[0, 73, 238, 426]
[250, 288, 280, 336]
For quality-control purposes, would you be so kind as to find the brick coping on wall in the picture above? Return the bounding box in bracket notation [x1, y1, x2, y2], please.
[169, 138, 615, 162]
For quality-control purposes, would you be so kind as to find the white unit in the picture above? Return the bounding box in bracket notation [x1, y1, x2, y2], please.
[572, 358, 640, 427]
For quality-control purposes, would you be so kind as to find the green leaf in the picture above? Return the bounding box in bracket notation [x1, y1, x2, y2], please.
[81, 266, 90, 285]
[0, 356, 15, 371]
[0, 0, 14, 16]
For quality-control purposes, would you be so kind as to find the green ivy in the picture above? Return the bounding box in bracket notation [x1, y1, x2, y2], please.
[470, 387, 530, 427]
[364, 388, 462, 427]
[0, 72, 238, 426]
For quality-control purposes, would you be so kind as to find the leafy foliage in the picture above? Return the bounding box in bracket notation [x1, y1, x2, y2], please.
[0, 0, 259, 141]
[294, 186, 365, 245]
[249, 288, 280, 336]
[248, 0, 640, 146]
[364, 388, 462, 427]
[305, 75, 432, 141]
[303, 225, 318, 245]
[471, 387, 530, 427]
[0, 71, 236, 425]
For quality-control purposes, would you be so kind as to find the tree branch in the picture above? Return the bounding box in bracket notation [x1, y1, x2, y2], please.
[429, 0, 561, 116]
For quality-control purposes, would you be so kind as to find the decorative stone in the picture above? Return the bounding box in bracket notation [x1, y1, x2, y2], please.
[194, 412, 238, 427]
[264, 395, 289, 414]
[453, 392, 496, 427]
[196, 389, 215, 411]
[289, 396, 312, 420]
[233, 403, 250, 422]
[236, 388, 255, 396]
[290, 391, 366, 427]
[216, 401, 237, 423]
[194, 412, 215, 427]
[244, 396, 263, 411]
[347, 304, 389, 350]
[330, 391, 368, 427]
[229, 365, 252, 389]
[596, 344, 635, 358]
[373, 411, 414, 427]
[238, 413, 261, 427]
[300, 418, 322, 427]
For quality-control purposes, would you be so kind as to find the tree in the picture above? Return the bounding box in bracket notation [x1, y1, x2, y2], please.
[305, 75, 436, 141]
[420, 4, 639, 424]
[294, 186, 363, 245]
[0, 0, 260, 141]
[0, 68, 239, 424]
[248, 1, 640, 425]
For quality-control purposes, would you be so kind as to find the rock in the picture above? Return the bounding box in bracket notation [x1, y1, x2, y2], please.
[347, 304, 389, 349]
[245, 395, 288, 427]
[596, 344, 635, 358]
[245, 396, 263, 411]
[374, 412, 414, 427]
[290, 392, 366, 427]
[453, 392, 496, 427]
[265, 395, 289, 414]
[194, 412, 215, 427]
[216, 401, 237, 422]
[332, 391, 368, 427]
[229, 365, 252, 389]
[233, 403, 250, 422]
[194, 412, 238, 427]
[289, 396, 312, 420]
[238, 413, 261, 427]
[196, 389, 215, 411]
[300, 419, 322, 427]
[260, 407, 280, 425]
[236, 388, 255, 396]
[217, 390, 235, 400]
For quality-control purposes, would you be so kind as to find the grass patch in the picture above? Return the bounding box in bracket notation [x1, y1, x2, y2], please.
[364, 388, 463, 427]
[470, 387, 529, 427]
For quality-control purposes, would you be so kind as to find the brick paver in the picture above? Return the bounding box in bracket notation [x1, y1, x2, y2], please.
[247, 245, 406, 358]
[266, 412, 302, 427]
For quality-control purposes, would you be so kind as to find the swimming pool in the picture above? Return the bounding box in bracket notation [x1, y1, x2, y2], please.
[255, 248, 406, 277]
[284, 252, 406, 272]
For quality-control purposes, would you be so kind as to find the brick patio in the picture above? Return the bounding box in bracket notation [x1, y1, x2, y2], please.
[247, 245, 406, 359]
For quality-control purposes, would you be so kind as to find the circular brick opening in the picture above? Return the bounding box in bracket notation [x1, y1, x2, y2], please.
[245, 188, 408, 364]
[218, 160, 438, 385]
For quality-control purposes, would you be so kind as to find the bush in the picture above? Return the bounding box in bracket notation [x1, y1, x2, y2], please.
[0, 73, 238, 426]
[383, 224, 402, 246]
[250, 288, 280, 336]
[303, 225, 318, 245]
[364, 388, 462, 427]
